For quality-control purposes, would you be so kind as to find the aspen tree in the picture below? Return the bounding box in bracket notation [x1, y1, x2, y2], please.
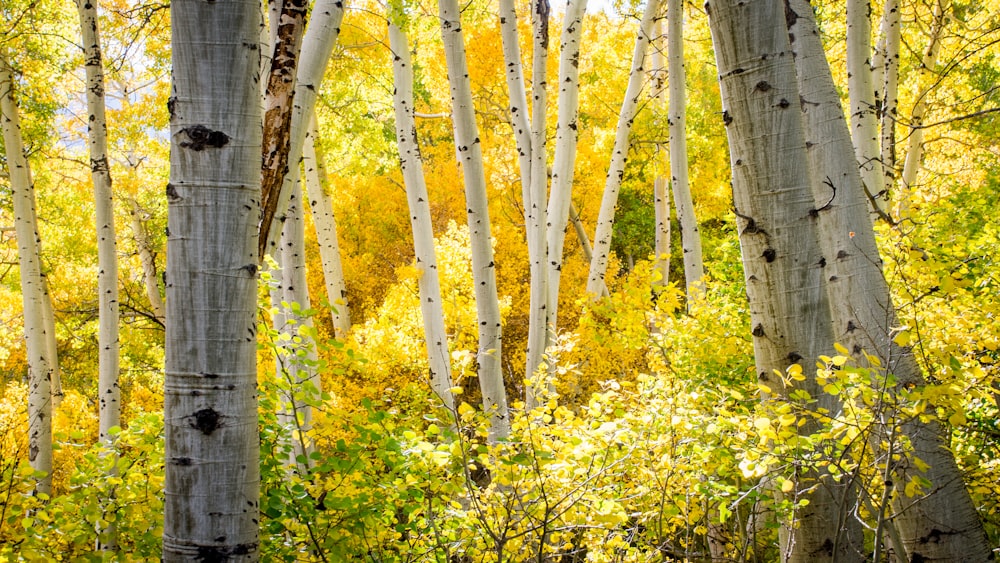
[439, 0, 510, 440]
[586, 0, 661, 297]
[1, 57, 53, 496]
[847, 0, 887, 214]
[650, 19, 671, 288]
[389, 17, 456, 411]
[163, 0, 262, 558]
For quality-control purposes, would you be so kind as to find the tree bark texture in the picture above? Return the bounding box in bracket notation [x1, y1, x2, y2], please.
[650, 19, 671, 288]
[1, 57, 54, 496]
[164, 1, 262, 559]
[585, 0, 660, 297]
[846, 0, 887, 214]
[707, 1, 861, 560]
[439, 0, 510, 441]
[389, 19, 456, 412]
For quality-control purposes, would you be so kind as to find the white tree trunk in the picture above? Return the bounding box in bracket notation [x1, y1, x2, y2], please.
[77, 0, 121, 447]
[666, 0, 704, 298]
[524, 0, 551, 405]
[847, 0, 887, 214]
[439, 0, 510, 441]
[788, 2, 991, 560]
[585, 0, 661, 297]
[898, 0, 947, 219]
[128, 198, 166, 324]
[389, 20, 456, 411]
[1, 57, 53, 496]
[302, 117, 351, 337]
[545, 0, 588, 339]
[164, 1, 262, 558]
[650, 19, 671, 288]
[260, 0, 345, 258]
[707, 2, 856, 559]
[875, 0, 901, 198]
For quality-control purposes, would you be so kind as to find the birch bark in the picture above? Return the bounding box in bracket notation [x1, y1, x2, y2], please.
[846, 0, 887, 214]
[786, 3, 991, 560]
[389, 19, 456, 411]
[164, 0, 262, 558]
[650, 19, 671, 287]
[1, 57, 53, 496]
[875, 0, 901, 197]
[439, 0, 510, 440]
[706, 1, 857, 559]
[302, 117, 351, 337]
[585, 0, 660, 297]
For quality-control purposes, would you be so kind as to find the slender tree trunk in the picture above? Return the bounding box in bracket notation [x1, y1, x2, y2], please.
[128, 198, 166, 324]
[545, 0, 588, 339]
[875, 0, 901, 199]
[650, 19, 671, 288]
[259, 0, 345, 258]
[77, 0, 122, 449]
[898, 0, 947, 219]
[389, 19, 456, 411]
[568, 201, 593, 263]
[846, 0, 887, 214]
[302, 117, 350, 337]
[40, 277, 61, 407]
[786, 2, 991, 560]
[1, 57, 53, 497]
[585, 0, 661, 297]
[259, 0, 308, 261]
[163, 1, 262, 559]
[666, 0, 704, 298]
[706, 2, 858, 560]
[439, 0, 510, 441]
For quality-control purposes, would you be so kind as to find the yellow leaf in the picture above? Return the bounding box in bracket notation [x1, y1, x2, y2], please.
[948, 411, 967, 427]
[781, 478, 795, 493]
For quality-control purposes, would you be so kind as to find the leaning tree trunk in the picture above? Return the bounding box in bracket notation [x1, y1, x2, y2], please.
[665, 0, 704, 298]
[1, 56, 53, 497]
[846, 0, 887, 215]
[545, 0, 588, 342]
[706, 1, 862, 560]
[585, 0, 660, 297]
[439, 0, 510, 441]
[77, 0, 121, 450]
[127, 198, 166, 324]
[163, 1, 262, 559]
[259, 0, 345, 258]
[389, 19, 456, 412]
[302, 117, 351, 337]
[786, 2, 991, 560]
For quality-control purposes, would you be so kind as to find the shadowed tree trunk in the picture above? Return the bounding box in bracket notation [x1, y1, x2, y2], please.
[163, 0, 262, 558]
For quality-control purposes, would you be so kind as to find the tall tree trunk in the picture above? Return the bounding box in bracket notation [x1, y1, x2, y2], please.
[786, 2, 991, 560]
[128, 198, 166, 324]
[846, 0, 887, 215]
[665, 0, 704, 298]
[650, 19, 671, 288]
[1, 57, 53, 497]
[706, 2, 859, 560]
[585, 0, 661, 297]
[524, 0, 551, 405]
[898, 0, 947, 220]
[302, 117, 351, 337]
[389, 19, 456, 412]
[545, 0, 588, 343]
[163, 1, 262, 559]
[439, 0, 510, 441]
[77, 0, 121, 451]
[259, 0, 308, 261]
[875, 0, 901, 200]
[259, 0, 345, 259]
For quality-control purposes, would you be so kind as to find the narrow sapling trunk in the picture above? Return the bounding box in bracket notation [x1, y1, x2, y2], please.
[707, 1, 861, 560]
[389, 19, 456, 411]
[164, 1, 262, 558]
[302, 117, 351, 337]
[439, 0, 510, 440]
[128, 198, 166, 323]
[875, 0, 901, 197]
[787, 2, 991, 560]
[846, 0, 887, 214]
[650, 19, 671, 288]
[586, 0, 661, 297]
[1, 57, 53, 496]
